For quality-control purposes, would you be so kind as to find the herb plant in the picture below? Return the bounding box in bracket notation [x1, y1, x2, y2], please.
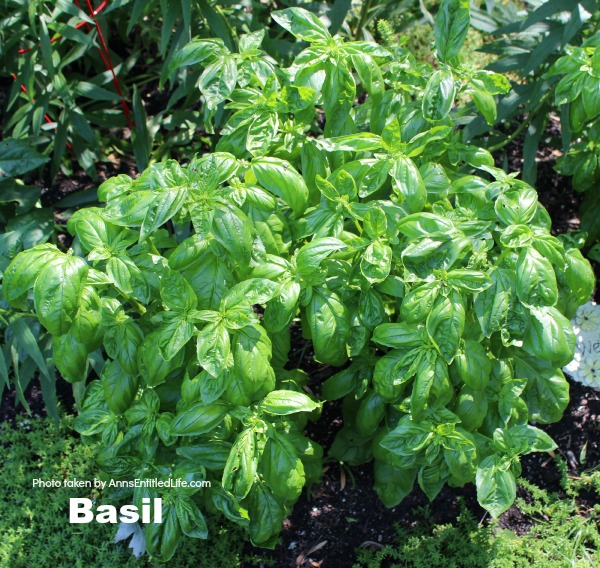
[466, 0, 600, 253]
[3, 3, 595, 559]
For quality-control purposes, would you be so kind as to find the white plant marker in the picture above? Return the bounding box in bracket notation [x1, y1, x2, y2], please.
[563, 302, 600, 389]
[114, 521, 146, 558]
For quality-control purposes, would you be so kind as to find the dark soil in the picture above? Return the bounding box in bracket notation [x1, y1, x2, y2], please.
[1, 115, 599, 568]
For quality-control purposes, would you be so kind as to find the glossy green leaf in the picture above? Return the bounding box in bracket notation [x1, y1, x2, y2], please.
[306, 287, 351, 367]
[261, 432, 305, 501]
[422, 70, 455, 121]
[272, 7, 331, 43]
[222, 428, 257, 499]
[34, 255, 89, 336]
[476, 455, 516, 518]
[3, 243, 62, 306]
[426, 291, 465, 364]
[260, 390, 319, 415]
[251, 158, 309, 217]
[170, 402, 229, 436]
[435, 0, 470, 65]
[516, 248, 558, 307]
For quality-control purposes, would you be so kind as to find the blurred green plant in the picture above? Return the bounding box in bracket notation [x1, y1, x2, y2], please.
[0, 137, 59, 418]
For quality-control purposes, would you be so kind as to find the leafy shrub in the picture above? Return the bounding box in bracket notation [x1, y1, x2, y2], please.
[0, 0, 126, 176]
[3, 3, 595, 559]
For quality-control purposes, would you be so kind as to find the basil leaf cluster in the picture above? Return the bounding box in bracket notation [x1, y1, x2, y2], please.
[4, 4, 595, 558]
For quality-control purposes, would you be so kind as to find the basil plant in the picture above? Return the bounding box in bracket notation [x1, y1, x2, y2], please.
[548, 30, 600, 248]
[4, 3, 595, 560]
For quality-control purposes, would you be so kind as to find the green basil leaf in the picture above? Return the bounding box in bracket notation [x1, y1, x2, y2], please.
[397, 212, 455, 239]
[160, 271, 198, 312]
[514, 355, 569, 424]
[139, 332, 185, 387]
[251, 157, 309, 217]
[474, 268, 511, 336]
[390, 156, 427, 213]
[177, 441, 232, 471]
[453, 340, 492, 390]
[426, 291, 465, 364]
[358, 289, 386, 328]
[157, 315, 194, 361]
[101, 360, 138, 414]
[296, 238, 346, 276]
[176, 496, 208, 539]
[106, 255, 149, 303]
[222, 428, 257, 499]
[247, 482, 285, 546]
[3, 243, 62, 306]
[104, 320, 143, 375]
[506, 425, 557, 455]
[516, 248, 558, 307]
[211, 204, 255, 266]
[103, 190, 156, 226]
[401, 282, 440, 323]
[260, 390, 319, 415]
[316, 133, 383, 153]
[453, 386, 488, 430]
[323, 62, 355, 137]
[52, 332, 88, 383]
[140, 186, 187, 241]
[446, 269, 492, 293]
[411, 351, 437, 421]
[196, 322, 231, 378]
[261, 432, 305, 501]
[522, 306, 576, 367]
[372, 322, 426, 348]
[373, 462, 417, 508]
[495, 187, 538, 226]
[435, 0, 470, 65]
[322, 367, 357, 401]
[476, 455, 516, 518]
[306, 287, 351, 367]
[360, 240, 392, 283]
[380, 416, 434, 468]
[373, 348, 421, 403]
[199, 55, 237, 110]
[422, 69, 455, 121]
[263, 281, 300, 333]
[70, 286, 103, 349]
[355, 389, 385, 436]
[418, 460, 448, 501]
[220, 278, 278, 311]
[34, 255, 88, 336]
[232, 324, 274, 393]
[170, 402, 229, 436]
[472, 89, 497, 125]
[272, 7, 331, 43]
